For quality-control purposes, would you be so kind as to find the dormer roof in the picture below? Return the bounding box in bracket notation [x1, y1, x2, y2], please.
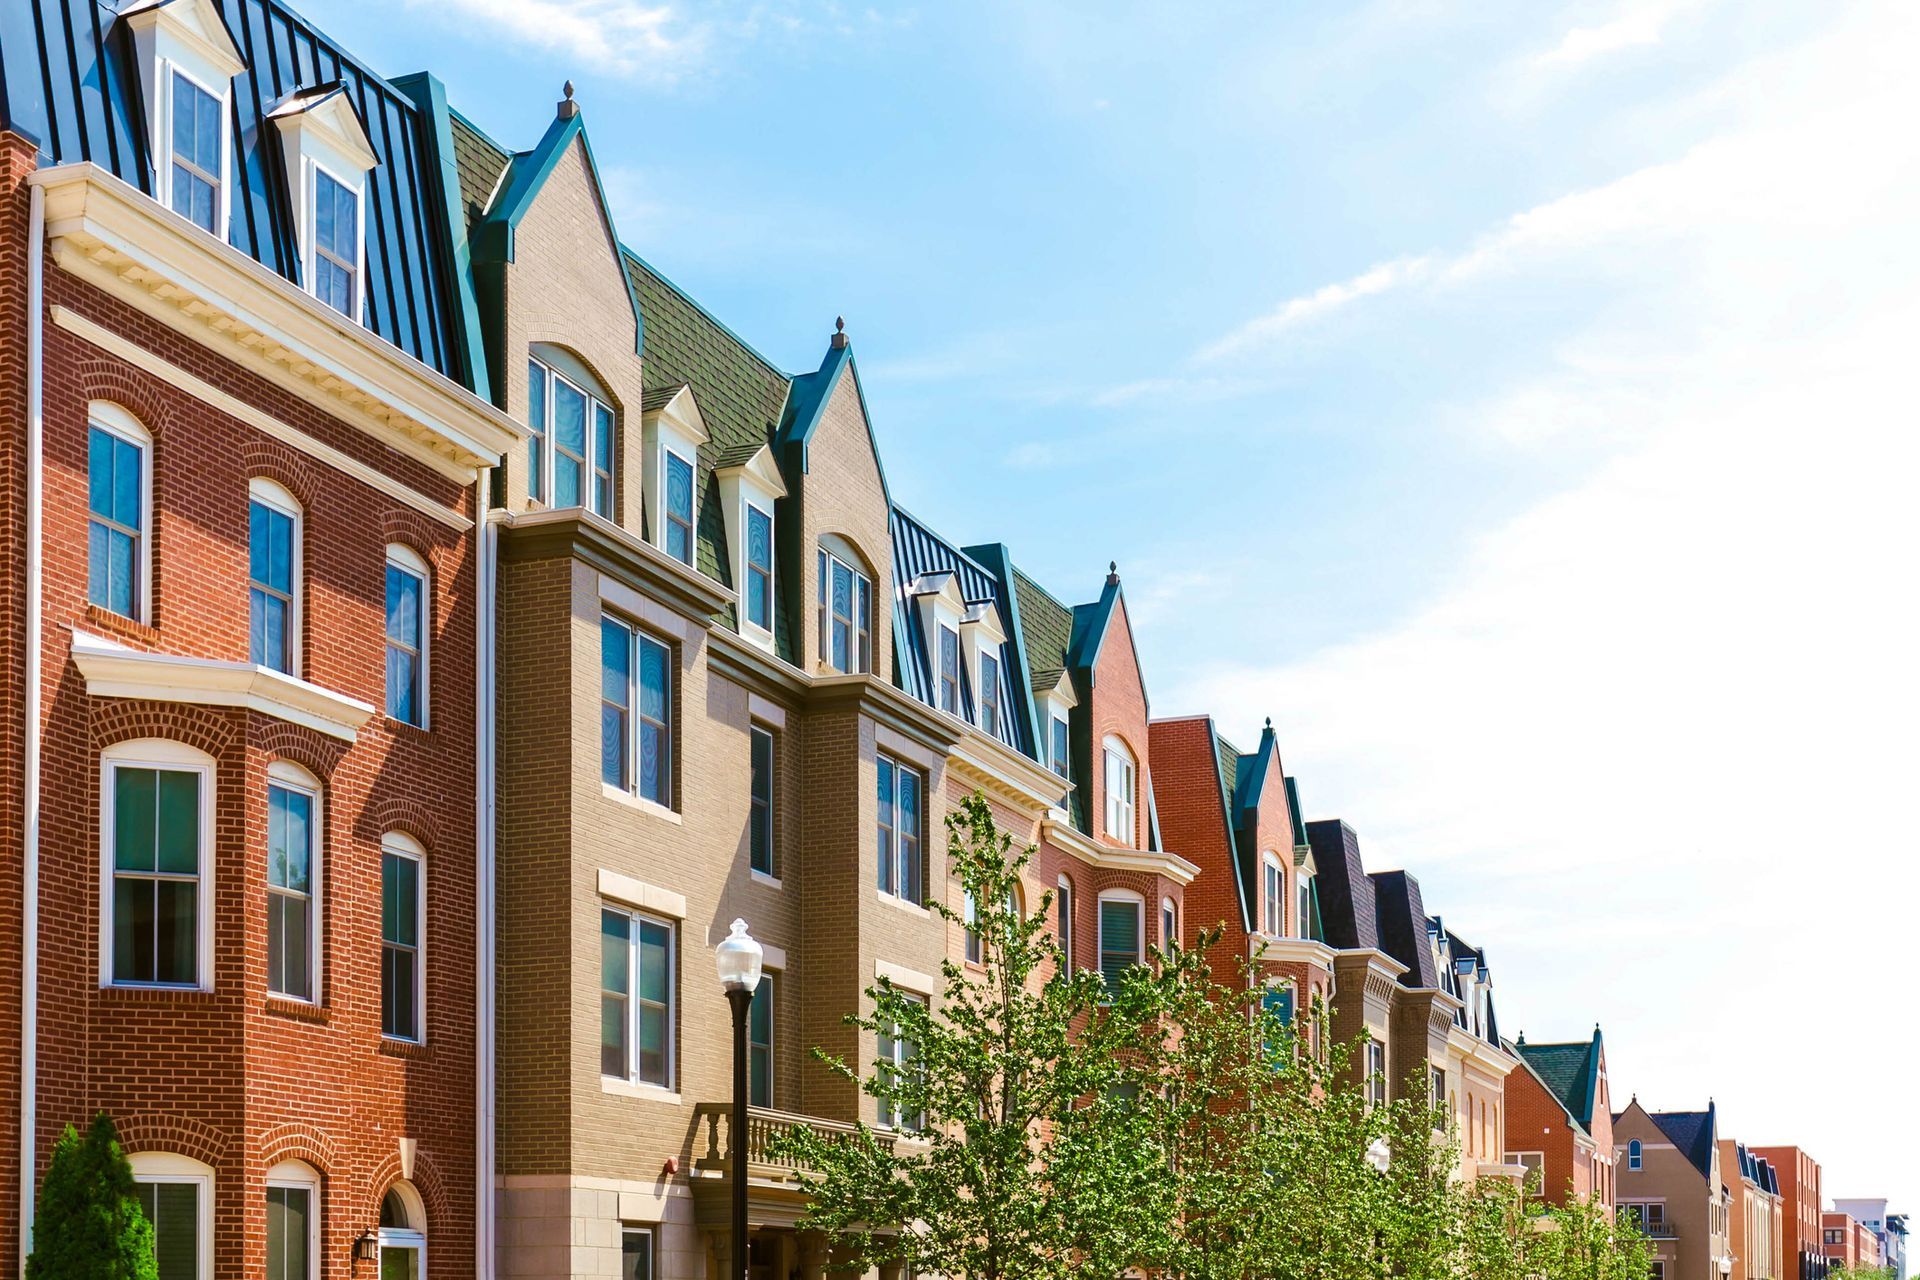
[265, 80, 378, 172]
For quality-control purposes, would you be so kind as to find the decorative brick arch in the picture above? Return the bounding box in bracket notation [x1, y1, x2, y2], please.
[92, 701, 237, 761]
[250, 720, 348, 782]
[530, 339, 626, 412]
[116, 1112, 229, 1167]
[366, 1146, 451, 1231]
[380, 510, 454, 561]
[258, 1121, 340, 1175]
[240, 440, 320, 513]
[363, 795, 441, 853]
[72, 359, 176, 439]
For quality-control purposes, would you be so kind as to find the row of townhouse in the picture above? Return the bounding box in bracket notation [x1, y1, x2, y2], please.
[0, 4, 1903, 1280]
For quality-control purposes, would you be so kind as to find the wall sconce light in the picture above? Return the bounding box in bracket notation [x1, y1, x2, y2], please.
[353, 1231, 380, 1262]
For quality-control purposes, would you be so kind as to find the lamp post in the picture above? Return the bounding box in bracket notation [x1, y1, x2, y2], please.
[715, 918, 765, 1280]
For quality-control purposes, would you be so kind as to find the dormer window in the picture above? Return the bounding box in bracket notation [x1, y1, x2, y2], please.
[1050, 716, 1070, 779]
[124, 0, 246, 241]
[267, 82, 376, 321]
[817, 542, 873, 674]
[1040, 673, 1078, 782]
[714, 444, 787, 652]
[938, 627, 960, 714]
[978, 651, 1002, 738]
[1263, 852, 1284, 936]
[641, 385, 708, 567]
[528, 348, 616, 517]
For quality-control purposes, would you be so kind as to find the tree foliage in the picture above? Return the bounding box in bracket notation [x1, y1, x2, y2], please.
[26, 1112, 158, 1280]
[783, 790, 1658, 1280]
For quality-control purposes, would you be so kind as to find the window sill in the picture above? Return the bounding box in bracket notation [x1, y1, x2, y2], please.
[378, 1036, 429, 1059]
[82, 604, 159, 643]
[749, 869, 782, 890]
[264, 995, 330, 1024]
[99, 981, 211, 999]
[877, 892, 930, 919]
[602, 1078, 681, 1104]
[601, 783, 682, 825]
[383, 712, 432, 736]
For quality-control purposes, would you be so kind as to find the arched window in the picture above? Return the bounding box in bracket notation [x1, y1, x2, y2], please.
[102, 738, 217, 990]
[266, 760, 322, 1003]
[1056, 875, 1075, 970]
[1102, 736, 1136, 847]
[385, 544, 429, 728]
[817, 535, 874, 675]
[1628, 1138, 1643, 1171]
[379, 1181, 427, 1279]
[381, 832, 425, 1042]
[87, 402, 152, 621]
[266, 1159, 320, 1280]
[527, 344, 615, 516]
[130, 1151, 215, 1280]
[1262, 851, 1285, 937]
[248, 478, 302, 675]
[1161, 897, 1178, 953]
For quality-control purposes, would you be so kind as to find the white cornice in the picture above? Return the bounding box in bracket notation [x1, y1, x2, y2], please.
[70, 630, 375, 741]
[1040, 817, 1201, 885]
[947, 731, 1069, 817]
[31, 163, 523, 482]
[1448, 1025, 1519, 1079]
[1331, 947, 1411, 981]
[1254, 935, 1337, 971]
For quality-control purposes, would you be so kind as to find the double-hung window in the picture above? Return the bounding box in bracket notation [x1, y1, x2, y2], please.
[1431, 1066, 1449, 1131]
[602, 616, 672, 807]
[818, 547, 873, 673]
[877, 995, 924, 1131]
[978, 651, 1002, 738]
[168, 71, 222, 235]
[105, 742, 212, 989]
[1097, 893, 1143, 993]
[744, 503, 774, 632]
[527, 355, 615, 517]
[663, 449, 695, 565]
[1366, 1040, 1387, 1106]
[381, 834, 424, 1041]
[964, 891, 982, 965]
[749, 726, 774, 877]
[385, 546, 428, 727]
[1263, 854, 1284, 936]
[87, 409, 148, 619]
[132, 1153, 214, 1280]
[1056, 876, 1074, 969]
[266, 768, 319, 1002]
[876, 755, 922, 903]
[938, 627, 960, 715]
[602, 906, 674, 1089]
[1103, 739, 1136, 846]
[249, 484, 300, 674]
[1161, 897, 1178, 953]
[1298, 873, 1316, 940]
[1050, 716, 1070, 780]
[310, 168, 359, 317]
[266, 1162, 320, 1280]
[749, 976, 773, 1108]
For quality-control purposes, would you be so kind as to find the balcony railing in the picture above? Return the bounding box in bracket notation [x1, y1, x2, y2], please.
[693, 1104, 896, 1183]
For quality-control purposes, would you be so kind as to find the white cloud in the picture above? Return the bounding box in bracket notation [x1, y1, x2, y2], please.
[411, 0, 702, 77]
[1531, 0, 1704, 68]
[1160, 0, 1920, 1206]
[1194, 256, 1431, 364]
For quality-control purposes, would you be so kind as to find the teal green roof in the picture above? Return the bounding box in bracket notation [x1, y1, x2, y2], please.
[1515, 1030, 1605, 1134]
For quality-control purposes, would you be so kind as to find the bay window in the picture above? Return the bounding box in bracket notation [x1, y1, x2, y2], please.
[1097, 891, 1143, 992]
[527, 351, 615, 517]
[103, 740, 214, 989]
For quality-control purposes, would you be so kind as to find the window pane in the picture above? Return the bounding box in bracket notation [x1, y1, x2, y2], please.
[749, 979, 772, 1107]
[140, 1179, 201, 1280]
[113, 879, 153, 983]
[554, 381, 587, 454]
[114, 768, 158, 872]
[155, 880, 197, 985]
[268, 1186, 310, 1280]
[155, 770, 198, 874]
[527, 361, 547, 502]
[1100, 900, 1139, 988]
[635, 1003, 668, 1085]
[383, 854, 418, 947]
[388, 650, 418, 725]
[898, 770, 921, 903]
[876, 760, 894, 893]
[555, 454, 582, 508]
[745, 507, 772, 629]
[106, 530, 134, 616]
[594, 403, 614, 468]
[636, 920, 670, 1004]
[622, 1229, 654, 1280]
[382, 947, 417, 1040]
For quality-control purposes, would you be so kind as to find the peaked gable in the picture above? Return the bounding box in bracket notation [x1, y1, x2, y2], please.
[1515, 1029, 1606, 1132]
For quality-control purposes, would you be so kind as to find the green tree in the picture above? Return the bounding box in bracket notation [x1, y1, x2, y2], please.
[26, 1112, 158, 1280]
[776, 792, 1171, 1280]
[1530, 1190, 1656, 1280]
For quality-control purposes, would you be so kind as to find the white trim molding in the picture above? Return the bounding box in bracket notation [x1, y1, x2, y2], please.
[71, 629, 376, 741]
[1041, 815, 1201, 886]
[31, 163, 524, 482]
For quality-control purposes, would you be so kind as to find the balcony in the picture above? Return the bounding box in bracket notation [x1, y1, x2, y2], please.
[690, 1104, 901, 1230]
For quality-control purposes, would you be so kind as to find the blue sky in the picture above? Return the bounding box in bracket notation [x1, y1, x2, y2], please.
[314, 0, 1918, 1216]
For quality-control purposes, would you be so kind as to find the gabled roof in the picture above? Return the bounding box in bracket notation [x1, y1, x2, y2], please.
[1284, 776, 1309, 849]
[1514, 1028, 1606, 1133]
[1650, 1103, 1718, 1180]
[777, 333, 895, 507]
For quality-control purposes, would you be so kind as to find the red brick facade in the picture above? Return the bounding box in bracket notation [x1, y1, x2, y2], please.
[3, 132, 486, 1276]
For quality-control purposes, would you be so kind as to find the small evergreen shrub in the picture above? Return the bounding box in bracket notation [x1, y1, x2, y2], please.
[25, 1112, 158, 1280]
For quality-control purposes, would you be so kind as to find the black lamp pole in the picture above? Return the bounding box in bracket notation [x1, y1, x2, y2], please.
[727, 984, 752, 1280]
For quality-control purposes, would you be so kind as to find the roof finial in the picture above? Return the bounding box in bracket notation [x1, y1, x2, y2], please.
[1264, 716, 1273, 731]
[558, 80, 580, 119]
[1106, 560, 1119, 586]
[831, 315, 849, 349]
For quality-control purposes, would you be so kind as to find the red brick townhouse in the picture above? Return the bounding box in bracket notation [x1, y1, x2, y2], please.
[0, 0, 521, 1275]
[1504, 1027, 1617, 1207]
[1151, 716, 1335, 1047]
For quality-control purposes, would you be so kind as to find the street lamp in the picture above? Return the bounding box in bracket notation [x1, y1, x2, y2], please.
[1365, 1136, 1392, 1175]
[715, 919, 765, 1280]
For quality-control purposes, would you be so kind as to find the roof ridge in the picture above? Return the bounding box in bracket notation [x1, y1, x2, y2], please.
[890, 502, 1000, 584]
[621, 246, 790, 381]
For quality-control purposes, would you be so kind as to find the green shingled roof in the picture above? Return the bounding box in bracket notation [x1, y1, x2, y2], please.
[1013, 568, 1074, 696]
[449, 110, 510, 231]
[623, 251, 794, 660]
[1516, 1036, 1602, 1132]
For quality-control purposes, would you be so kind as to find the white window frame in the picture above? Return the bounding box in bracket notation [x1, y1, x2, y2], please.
[126, 0, 244, 244]
[385, 544, 430, 728]
[1102, 736, 1136, 847]
[1049, 714, 1071, 780]
[602, 903, 678, 1091]
[130, 1150, 216, 1280]
[100, 738, 217, 990]
[621, 1226, 655, 1280]
[601, 614, 674, 811]
[1056, 874, 1075, 970]
[1262, 851, 1284, 937]
[1365, 1039, 1387, 1107]
[161, 64, 231, 239]
[978, 649, 1003, 738]
[937, 625, 961, 715]
[526, 352, 616, 517]
[1628, 1138, 1643, 1171]
[661, 445, 697, 565]
[86, 402, 154, 623]
[877, 992, 925, 1132]
[265, 760, 323, 1004]
[817, 543, 874, 675]
[380, 831, 426, 1044]
[1096, 888, 1145, 991]
[379, 1180, 428, 1277]
[303, 158, 364, 320]
[248, 477, 303, 677]
[876, 754, 923, 905]
[1297, 867, 1315, 940]
[963, 889, 982, 965]
[1160, 896, 1178, 953]
[742, 500, 775, 637]
[265, 1159, 321, 1280]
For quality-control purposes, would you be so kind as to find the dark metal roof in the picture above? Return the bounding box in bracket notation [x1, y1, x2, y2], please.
[1651, 1104, 1718, 1180]
[1371, 871, 1437, 988]
[1307, 819, 1379, 952]
[1, 0, 473, 379]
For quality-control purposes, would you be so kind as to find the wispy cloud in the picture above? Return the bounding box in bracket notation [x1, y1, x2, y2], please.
[1531, 0, 1704, 68]
[1193, 256, 1432, 364]
[412, 0, 702, 77]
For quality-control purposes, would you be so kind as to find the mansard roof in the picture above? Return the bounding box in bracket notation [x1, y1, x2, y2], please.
[1371, 870, 1438, 988]
[1307, 819, 1380, 952]
[0, 0, 477, 382]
